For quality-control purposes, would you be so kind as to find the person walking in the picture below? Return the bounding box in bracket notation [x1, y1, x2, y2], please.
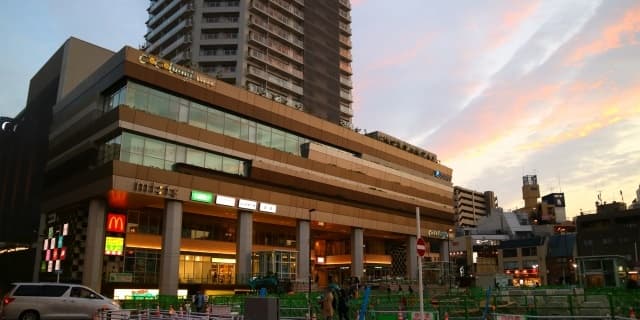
[193, 290, 205, 313]
[337, 289, 349, 320]
[321, 288, 335, 320]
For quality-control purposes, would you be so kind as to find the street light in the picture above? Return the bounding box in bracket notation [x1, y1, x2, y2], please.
[307, 209, 316, 320]
[447, 228, 453, 291]
[560, 228, 567, 286]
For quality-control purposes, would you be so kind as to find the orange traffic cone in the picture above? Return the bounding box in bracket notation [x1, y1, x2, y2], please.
[444, 311, 449, 320]
[397, 311, 404, 320]
[630, 307, 636, 319]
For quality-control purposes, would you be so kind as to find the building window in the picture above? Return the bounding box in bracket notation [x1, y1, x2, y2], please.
[521, 247, 537, 256]
[503, 248, 518, 258]
[503, 261, 518, 269]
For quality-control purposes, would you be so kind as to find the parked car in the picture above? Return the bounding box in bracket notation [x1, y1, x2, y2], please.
[1, 282, 121, 320]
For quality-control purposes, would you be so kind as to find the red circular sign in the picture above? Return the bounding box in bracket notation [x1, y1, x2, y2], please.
[417, 237, 428, 257]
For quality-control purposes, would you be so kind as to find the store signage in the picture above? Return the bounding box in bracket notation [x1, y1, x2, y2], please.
[426, 229, 449, 240]
[133, 181, 178, 198]
[259, 202, 277, 213]
[43, 239, 49, 250]
[63, 223, 69, 236]
[47, 261, 53, 272]
[55, 260, 61, 271]
[109, 272, 133, 283]
[105, 236, 124, 256]
[216, 195, 236, 207]
[139, 54, 216, 87]
[45, 250, 51, 261]
[238, 199, 257, 210]
[60, 247, 66, 260]
[57, 236, 63, 248]
[106, 213, 127, 233]
[191, 190, 213, 203]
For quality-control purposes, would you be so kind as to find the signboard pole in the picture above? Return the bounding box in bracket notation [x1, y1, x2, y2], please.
[416, 207, 425, 320]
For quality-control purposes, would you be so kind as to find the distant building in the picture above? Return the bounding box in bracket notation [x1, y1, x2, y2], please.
[521, 175, 540, 214]
[453, 186, 498, 228]
[576, 203, 640, 287]
[498, 237, 547, 287]
[630, 185, 640, 209]
[540, 193, 566, 223]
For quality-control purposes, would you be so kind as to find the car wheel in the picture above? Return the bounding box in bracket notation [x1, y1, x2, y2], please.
[19, 310, 39, 320]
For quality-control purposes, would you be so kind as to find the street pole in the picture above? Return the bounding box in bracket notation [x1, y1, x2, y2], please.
[448, 229, 453, 292]
[308, 209, 316, 320]
[562, 229, 566, 286]
[416, 207, 425, 320]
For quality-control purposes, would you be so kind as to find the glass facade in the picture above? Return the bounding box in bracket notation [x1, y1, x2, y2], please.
[252, 251, 297, 280]
[179, 254, 236, 285]
[105, 81, 318, 157]
[123, 249, 161, 284]
[100, 132, 248, 177]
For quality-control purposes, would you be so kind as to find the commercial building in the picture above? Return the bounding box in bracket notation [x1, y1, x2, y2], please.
[25, 38, 454, 298]
[453, 186, 497, 228]
[144, 0, 354, 128]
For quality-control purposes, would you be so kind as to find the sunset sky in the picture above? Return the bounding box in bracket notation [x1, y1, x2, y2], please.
[1, 1, 639, 220]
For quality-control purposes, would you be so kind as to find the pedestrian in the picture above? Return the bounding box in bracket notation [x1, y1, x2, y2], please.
[321, 287, 335, 320]
[193, 290, 205, 313]
[337, 289, 349, 320]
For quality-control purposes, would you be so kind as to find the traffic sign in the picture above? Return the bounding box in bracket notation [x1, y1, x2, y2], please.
[417, 237, 428, 257]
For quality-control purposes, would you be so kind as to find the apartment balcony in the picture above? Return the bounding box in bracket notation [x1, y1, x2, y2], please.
[201, 20, 239, 29]
[160, 34, 192, 56]
[200, 36, 238, 46]
[146, 3, 193, 41]
[251, 1, 303, 34]
[340, 104, 353, 116]
[338, 0, 350, 9]
[199, 51, 238, 62]
[339, 34, 352, 48]
[340, 48, 352, 61]
[248, 33, 303, 64]
[147, 19, 192, 53]
[251, 17, 303, 49]
[339, 9, 351, 22]
[248, 49, 303, 79]
[340, 90, 353, 101]
[148, 0, 167, 15]
[171, 50, 192, 63]
[292, 0, 304, 6]
[147, 0, 181, 27]
[339, 21, 351, 34]
[271, 0, 304, 19]
[202, 2, 240, 13]
[247, 66, 303, 95]
[340, 61, 352, 74]
[340, 76, 352, 88]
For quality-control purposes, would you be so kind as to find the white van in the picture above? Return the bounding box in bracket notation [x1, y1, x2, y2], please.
[1, 282, 121, 320]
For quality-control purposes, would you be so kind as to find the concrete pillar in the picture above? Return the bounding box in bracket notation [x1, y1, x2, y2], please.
[158, 200, 183, 296]
[83, 198, 107, 291]
[442, 240, 450, 262]
[236, 210, 253, 284]
[296, 220, 310, 281]
[351, 228, 364, 281]
[407, 236, 418, 280]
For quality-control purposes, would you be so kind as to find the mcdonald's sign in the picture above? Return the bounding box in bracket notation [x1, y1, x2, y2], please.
[106, 213, 127, 233]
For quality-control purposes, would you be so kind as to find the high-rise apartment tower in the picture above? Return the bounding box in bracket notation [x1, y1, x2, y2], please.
[144, 0, 354, 127]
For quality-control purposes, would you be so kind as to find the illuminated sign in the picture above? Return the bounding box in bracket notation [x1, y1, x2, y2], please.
[49, 238, 55, 249]
[216, 195, 236, 207]
[43, 239, 49, 251]
[55, 260, 61, 271]
[105, 236, 125, 256]
[139, 54, 216, 87]
[259, 202, 277, 213]
[57, 236, 63, 248]
[63, 223, 69, 236]
[133, 181, 178, 198]
[45, 250, 51, 261]
[426, 229, 449, 240]
[191, 190, 213, 203]
[60, 247, 67, 260]
[52, 248, 58, 260]
[47, 261, 53, 272]
[238, 199, 257, 210]
[106, 213, 127, 233]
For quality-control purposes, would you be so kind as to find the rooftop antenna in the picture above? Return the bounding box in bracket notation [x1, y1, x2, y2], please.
[557, 176, 562, 193]
[620, 190, 624, 202]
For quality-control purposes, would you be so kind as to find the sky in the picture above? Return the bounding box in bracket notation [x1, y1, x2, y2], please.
[1, 1, 639, 221]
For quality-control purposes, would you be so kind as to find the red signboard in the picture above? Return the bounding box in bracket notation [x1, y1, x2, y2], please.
[417, 238, 428, 257]
[52, 248, 58, 260]
[60, 247, 67, 260]
[106, 213, 127, 233]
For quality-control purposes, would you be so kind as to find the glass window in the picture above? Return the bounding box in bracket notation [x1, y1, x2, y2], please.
[148, 92, 170, 118]
[270, 128, 285, 150]
[222, 157, 240, 175]
[186, 149, 205, 167]
[256, 124, 271, 147]
[240, 119, 256, 142]
[284, 133, 299, 155]
[503, 248, 518, 258]
[224, 113, 242, 138]
[41, 285, 71, 297]
[189, 103, 207, 129]
[178, 104, 189, 123]
[207, 108, 225, 134]
[176, 145, 187, 163]
[144, 139, 165, 159]
[205, 153, 223, 171]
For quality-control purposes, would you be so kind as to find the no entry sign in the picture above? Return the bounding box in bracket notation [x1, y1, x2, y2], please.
[417, 237, 428, 257]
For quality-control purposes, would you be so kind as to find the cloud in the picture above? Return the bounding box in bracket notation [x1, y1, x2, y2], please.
[567, 4, 640, 64]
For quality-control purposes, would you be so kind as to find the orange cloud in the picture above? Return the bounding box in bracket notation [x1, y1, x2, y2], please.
[567, 5, 640, 64]
[432, 84, 560, 160]
[518, 86, 640, 151]
[487, 1, 541, 50]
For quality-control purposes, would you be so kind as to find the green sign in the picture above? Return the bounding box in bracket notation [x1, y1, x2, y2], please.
[191, 190, 213, 203]
[105, 236, 124, 256]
